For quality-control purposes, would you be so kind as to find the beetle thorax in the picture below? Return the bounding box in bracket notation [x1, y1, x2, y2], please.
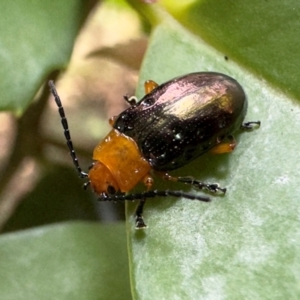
[91, 129, 151, 193]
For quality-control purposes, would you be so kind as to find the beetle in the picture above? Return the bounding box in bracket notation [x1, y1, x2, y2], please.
[49, 72, 260, 229]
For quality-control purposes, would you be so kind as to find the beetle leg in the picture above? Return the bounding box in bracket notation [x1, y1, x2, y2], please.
[142, 174, 154, 189]
[123, 94, 138, 106]
[209, 135, 236, 154]
[108, 116, 118, 126]
[135, 174, 155, 229]
[98, 190, 210, 202]
[135, 190, 210, 229]
[98, 190, 210, 228]
[241, 121, 261, 130]
[135, 199, 147, 229]
[160, 173, 226, 194]
[177, 177, 227, 194]
[144, 80, 159, 94]
[83, 181, 90, 190]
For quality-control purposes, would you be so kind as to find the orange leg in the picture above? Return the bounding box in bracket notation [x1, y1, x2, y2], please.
[142, 174, 154, 190]
[108, 116, 118, 126]
[144, 80, 159, 94]
[209, 135, 236, 154]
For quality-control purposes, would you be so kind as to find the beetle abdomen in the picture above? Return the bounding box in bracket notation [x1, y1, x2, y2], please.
[114, 72, 247, 171]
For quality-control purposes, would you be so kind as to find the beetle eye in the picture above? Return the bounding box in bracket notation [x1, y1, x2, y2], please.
[107, 185, 116, 195]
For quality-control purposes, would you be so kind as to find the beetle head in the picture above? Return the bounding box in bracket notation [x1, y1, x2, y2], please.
[88, 161, 119, 195]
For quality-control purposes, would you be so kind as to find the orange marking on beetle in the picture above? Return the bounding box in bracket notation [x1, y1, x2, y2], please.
[90, 129, 151, 193]
[209, 141, 236, 154]
[144, 80, 159, 94]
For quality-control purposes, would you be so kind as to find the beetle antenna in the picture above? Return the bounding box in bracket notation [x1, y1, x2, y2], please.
[49, 81, 88, 179]
[97, 190, 210, 202]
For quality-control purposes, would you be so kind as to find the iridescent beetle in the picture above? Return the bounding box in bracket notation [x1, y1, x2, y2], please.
[49, 72, 260, 228]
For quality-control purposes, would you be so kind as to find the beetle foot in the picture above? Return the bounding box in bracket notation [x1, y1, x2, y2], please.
[135, 199, 147, 229]
[241, 121, 261, 130]
[177, 177, 226, 194]
[135, 216, 147, 229]
[204, 183, 227, 194]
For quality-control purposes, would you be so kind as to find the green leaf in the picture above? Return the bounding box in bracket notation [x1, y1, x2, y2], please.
[0, 222, 131, 300]
[125, 4, 300, 300]
[162, 0, 300, 100]
[0, 0, 86, 114]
